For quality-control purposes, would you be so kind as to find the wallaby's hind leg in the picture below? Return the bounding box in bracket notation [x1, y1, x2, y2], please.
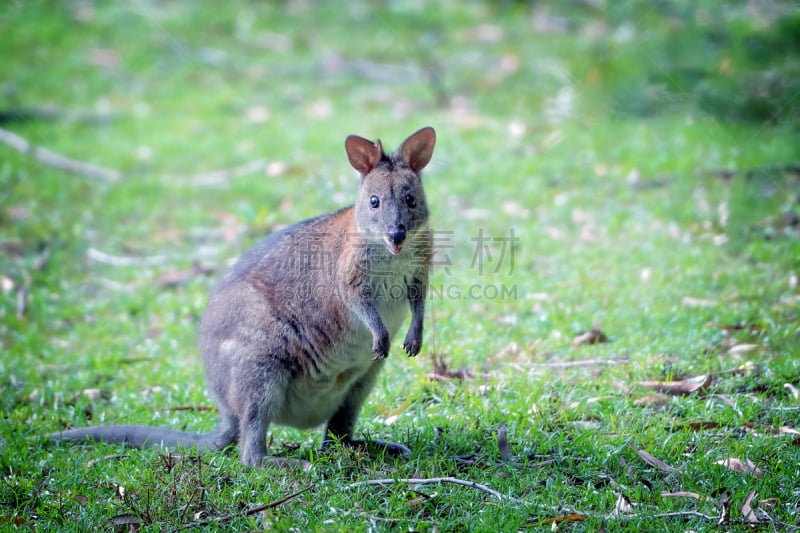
[205, 404, 239, 451]
[322, 361, 411, 458]
[238, 405, 269, 467]
[232, 360, 291, 467]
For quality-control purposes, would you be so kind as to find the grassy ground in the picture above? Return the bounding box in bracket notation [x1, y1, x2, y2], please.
[2, 1, 799, 530]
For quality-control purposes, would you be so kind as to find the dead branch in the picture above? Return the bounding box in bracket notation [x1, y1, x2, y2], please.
[0, 105, 116, 125]
[197, 484, 314, 526]
[347, 477, 516, 502]
[0, 126, 122, 182]
[0, 126, 270, 186]
[87, 247, 168, 267]
[524, 358, 629, 369]
[650, 510, 719, 520]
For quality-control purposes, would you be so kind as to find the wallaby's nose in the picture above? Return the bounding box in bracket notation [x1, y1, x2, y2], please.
[389, 224, 406, 246]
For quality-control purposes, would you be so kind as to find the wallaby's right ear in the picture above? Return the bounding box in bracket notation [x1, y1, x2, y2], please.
[345, 135, 383, 175]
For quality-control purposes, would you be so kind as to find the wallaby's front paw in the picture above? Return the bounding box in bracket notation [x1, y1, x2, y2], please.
[403, 336, 421, 357]
[372, 331, 390, 360]
[403, 326, 422, 357]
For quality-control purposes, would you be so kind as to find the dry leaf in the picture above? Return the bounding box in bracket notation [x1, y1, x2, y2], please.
[428, 351, 473, 381]
[542, 514, 587, 525]
[728, 343, 760, 354]
[497, 422, 513, 462]
[0, 516, 33, 532]
[759, 497, 777, 510]
[715, 458, 764, 478]
[405, 491, 436, 507]
[741, 490, 758, 524]
[427, 368, 473, 381]
[612, 493, 635, 516]
[572, 327, 609, 346]
[637, 374, 711, 396]
[785, 383, 799, 400]
[81, 388, 103, 400]
[632, 394, 669, 408]
[708, 393, 739, 411]
[661, 491, 702, 500]
[633, 448, 680, 472]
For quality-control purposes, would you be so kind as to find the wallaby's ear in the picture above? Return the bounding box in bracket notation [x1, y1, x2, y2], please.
[345, 135, 383, 175]
[398, 127, 436, 173]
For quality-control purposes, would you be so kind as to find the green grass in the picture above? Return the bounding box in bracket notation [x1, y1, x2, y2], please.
[2, 1, 799, 530]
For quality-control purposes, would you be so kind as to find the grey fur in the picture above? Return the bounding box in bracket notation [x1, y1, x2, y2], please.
[51, 127, 436, 466]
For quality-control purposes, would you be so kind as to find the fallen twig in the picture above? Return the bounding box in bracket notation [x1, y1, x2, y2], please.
[197, 484, 314, 526]
[650, 510, 719, 521]
[525, 358, 629, 369]
[631, 446, 685, 473]
[347, 477, 515, 502]
[0, 105, 116, 125]
[0, 126, 270, 186]
[637, 374, 712, 396]
[87, 247, 168, 267]
[0, 126, 122, 182]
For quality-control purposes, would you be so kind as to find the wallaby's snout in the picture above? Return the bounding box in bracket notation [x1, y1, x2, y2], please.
[388, 223, 406, 253]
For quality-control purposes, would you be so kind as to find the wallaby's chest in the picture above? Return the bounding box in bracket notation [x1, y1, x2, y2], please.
[275, 254, 414, 429]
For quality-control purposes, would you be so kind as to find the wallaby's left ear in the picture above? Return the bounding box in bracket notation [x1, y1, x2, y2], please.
[398, 127, 436, 173]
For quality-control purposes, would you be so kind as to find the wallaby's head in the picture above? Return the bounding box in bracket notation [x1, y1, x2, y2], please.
[346, 127, 436, 255]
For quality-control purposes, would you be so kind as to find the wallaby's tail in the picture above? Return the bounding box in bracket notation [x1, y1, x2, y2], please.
[51, 424, 236, 452]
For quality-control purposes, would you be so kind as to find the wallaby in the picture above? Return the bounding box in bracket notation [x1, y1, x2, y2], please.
[51, 127, 436, 467]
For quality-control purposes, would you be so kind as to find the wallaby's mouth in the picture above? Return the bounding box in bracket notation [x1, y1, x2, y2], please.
[386, 240, 403, 255]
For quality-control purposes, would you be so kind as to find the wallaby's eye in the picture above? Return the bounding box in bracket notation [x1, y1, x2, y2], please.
[369, 195, 380, 209]
[405, 194, 416, 208]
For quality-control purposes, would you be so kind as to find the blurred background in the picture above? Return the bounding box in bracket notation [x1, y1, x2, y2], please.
[2, 1, 799, 529]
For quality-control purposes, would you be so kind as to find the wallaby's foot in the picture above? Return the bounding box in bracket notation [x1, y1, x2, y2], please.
[325, 437, 411, 459]
[243, 453, 312, 471]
